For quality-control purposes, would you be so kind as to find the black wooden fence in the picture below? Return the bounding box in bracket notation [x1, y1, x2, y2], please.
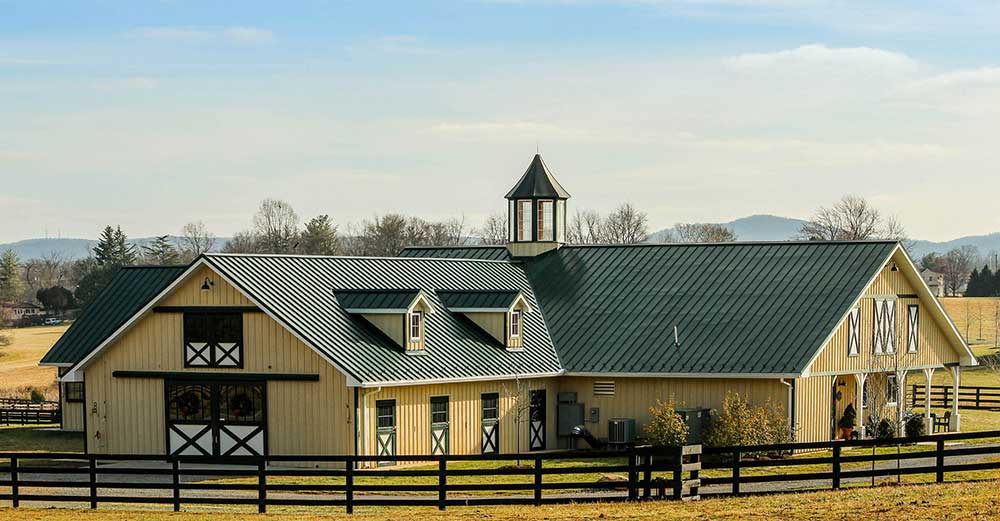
[0, 399, 60, 425]
[0, 430, 998, 514]
[909, 384, 1000, 410]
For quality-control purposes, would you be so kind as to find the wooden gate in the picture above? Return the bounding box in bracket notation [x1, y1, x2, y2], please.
[376, 399, 396, 465]
[430, 396, 449, 455]
[529, 389, 546, 451]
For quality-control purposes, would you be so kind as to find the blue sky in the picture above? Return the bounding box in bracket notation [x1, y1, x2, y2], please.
[4, 1, 1000, 243]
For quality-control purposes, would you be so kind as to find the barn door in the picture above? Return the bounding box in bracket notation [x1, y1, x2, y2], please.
[167, 380, 266, 457]
[481, 393, 500, 454]
[529, 390, 546, 451]
[430, 396, 449, 455]
[375, 399, 396, 465]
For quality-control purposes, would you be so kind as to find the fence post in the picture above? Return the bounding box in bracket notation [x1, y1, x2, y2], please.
[10, 455, 18, 509]
[172, 458, 180, 512]
[936, 438, 945, 483]
[732, 450, 741, 496]
[976, 387, 981, 409]
[671, 446, 682, 500]
[345, 458, 354, 515]
[257, 459, 266, 514]
[89, 456, 98, 509]
[628, 450, 638, 501]
[643, 449, 652, 500]
[533, 457, 542, 506]
[437, 458, 447, 511]
[943, 386, 950, 409]
[832, 443, 841, 490]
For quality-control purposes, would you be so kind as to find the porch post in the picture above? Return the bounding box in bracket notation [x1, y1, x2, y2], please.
[949, 366, 961, 432]
[896, 370, 908, 436]
[923, 368, 935, 434]
[855, 373, 867, 439]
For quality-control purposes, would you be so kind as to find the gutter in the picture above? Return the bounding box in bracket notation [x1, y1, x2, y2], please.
[780, 378, 796, 434]
[357, 386, 381, 469]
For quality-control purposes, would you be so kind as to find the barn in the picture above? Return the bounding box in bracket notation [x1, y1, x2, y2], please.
[41, 154, 976, 461]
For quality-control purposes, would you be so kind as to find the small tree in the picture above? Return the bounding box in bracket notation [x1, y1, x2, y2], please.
[0, 249, 24, 303]
[704, 392, 792, 453]
[643, 399, 689, 447]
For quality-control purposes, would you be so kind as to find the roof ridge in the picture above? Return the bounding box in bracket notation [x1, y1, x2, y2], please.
[204, 252, 515, 264]
[562, 239, 899, 249]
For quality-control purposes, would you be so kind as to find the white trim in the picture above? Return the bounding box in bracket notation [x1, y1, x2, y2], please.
[564, 371, 800, 379]
[64, 257, 363, 387]
[807, 364, 948, 377]
[359, 371, 563, 388]
[510, 310, 521, 339]
[39, 362, 74, 367]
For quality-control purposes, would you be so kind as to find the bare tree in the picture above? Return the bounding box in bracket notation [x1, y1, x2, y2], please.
[222, 230, 262, 254]
[253, 199, 300, 254]
[799, 195, 907, 242]
[477, 213, 508, 246]
[940, 245, 979, 296]
[180, 221, 217, 259]
[674, 223, 738, 243]
[603, 203, 648, 244]
[500, 377, 532, 462]
[567, 209, 606, 244]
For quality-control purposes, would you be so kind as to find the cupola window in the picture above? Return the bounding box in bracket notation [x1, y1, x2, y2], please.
[517, 200, 532, 241]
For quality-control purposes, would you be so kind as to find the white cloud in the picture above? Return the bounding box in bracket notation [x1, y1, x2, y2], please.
[724, 44, 919, 73]
[130, 26, 274, 45]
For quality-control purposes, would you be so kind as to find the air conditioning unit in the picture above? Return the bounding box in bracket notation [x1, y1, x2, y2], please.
[608, 418, 636, 446]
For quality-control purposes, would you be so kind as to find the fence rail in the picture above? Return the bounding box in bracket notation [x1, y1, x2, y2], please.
[0, 399, 60, 425]
[909, 384, 1000, 410]
[0, 430, 998, 514]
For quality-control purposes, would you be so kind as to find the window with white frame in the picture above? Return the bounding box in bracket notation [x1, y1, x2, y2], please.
[907, 305, 919, 353]
[517, 200, 532, 241]
[848, 306, 860, 356]
[872, 298, 896, 354]
[510, 310, 521, 338]
[409, 311, 422, 342]
[537, 200, 554, 241]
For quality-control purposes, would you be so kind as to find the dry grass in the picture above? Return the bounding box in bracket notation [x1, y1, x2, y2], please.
[1, 480, 999, 520]
[0, 324, 68, 400]
[940, 297, 1000, 355]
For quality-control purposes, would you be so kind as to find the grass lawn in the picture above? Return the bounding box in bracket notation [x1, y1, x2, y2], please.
[0, 324, 69, 401]
[940, 297, 1000, 351]
[1, 480, 998, 520]
[0, 424, 83, 453]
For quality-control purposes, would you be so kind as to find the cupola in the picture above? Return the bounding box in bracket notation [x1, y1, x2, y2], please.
[505, 154, 570, 258]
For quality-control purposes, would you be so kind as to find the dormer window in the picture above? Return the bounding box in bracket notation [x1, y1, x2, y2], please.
[335, 289, 434, 353]
[438, 289, 531, 351]
[409, 311, 423, 342]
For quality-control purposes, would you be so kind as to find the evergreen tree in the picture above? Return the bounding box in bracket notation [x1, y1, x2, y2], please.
[0, 249, 24, 303]
[113, 226, 138, 265]
[92, 225, 118, 265]
[967, 268, 983, 297]
[981, 264, 996, 296]
[92, 225, 138, 266]
[300, 215, 340, 255]
[142, 235, 180, 265]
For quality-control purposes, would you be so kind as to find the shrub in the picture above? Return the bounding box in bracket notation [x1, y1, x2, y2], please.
[28, 387, 46, 402]
[704, 392, 793, 452]
[643, 399, 689, 447]
[867, 416, 896, 440]
[905, 414, 926, 438]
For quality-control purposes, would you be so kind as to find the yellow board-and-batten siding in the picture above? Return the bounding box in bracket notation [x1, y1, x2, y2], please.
[83, 266, 353, 456]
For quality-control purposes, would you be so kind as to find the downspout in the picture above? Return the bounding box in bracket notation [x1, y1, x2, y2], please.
[780, 379, 796, 439]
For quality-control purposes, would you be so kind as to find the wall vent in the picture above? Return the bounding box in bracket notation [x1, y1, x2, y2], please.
[593, 381, 615, 396]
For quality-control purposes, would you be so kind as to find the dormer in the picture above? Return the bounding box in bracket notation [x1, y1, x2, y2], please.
[505, 154, 571, 258]
[437, 290, 532, 350]
[335, 289, 434, 353]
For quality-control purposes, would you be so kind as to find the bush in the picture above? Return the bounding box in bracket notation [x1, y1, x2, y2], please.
[28, 387, 46, 402]
[644, 399, 689, 447]
[704, 392, 793, 451]
[867, 416, 896, 440]
[905, 414, 926, 438]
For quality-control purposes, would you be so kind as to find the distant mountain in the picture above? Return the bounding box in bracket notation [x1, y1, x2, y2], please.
[649, 214, 809, 243]
[0, 236, 229, 261]
[648, 215, 1000, 260]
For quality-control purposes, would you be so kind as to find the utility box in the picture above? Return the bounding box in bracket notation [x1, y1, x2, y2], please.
[677, 407, 712, 444]
[557, 392, 584, 449]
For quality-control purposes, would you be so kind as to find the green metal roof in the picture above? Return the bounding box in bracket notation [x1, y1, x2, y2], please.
[521, 241, 898, 375]
[505, 154, 571, 200]
[202, 254, 561, 385]
[335, 289, 422, 311]
[437, 290, 521, 310]
[399, 246, 511, 261]
[40, 266, 186, 365]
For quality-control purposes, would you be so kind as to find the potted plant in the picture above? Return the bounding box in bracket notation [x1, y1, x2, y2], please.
[838, 404, 857, 440]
